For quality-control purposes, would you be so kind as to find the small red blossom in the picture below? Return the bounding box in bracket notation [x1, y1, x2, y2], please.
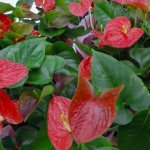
[0, 90, 24, 133]
[47, 57, 123, 150]
[0, 13, 12, 39]
[69, 0, 92, 17]
[35, 0, 55, 12]
[31, 29, 40, 36]
[0, 59, 29, 89]
[94, 16, 144, 48]
[113, 0, 149, 11]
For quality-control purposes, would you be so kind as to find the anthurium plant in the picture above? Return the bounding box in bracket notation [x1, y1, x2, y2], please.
[0, 0, 150, 150]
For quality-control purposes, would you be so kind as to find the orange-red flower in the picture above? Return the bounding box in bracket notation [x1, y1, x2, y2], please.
[35, 0, 55, 12]
[47, 56, 123, 150]
[113, 0, 149, 11]
[69, 0, 92, 17]
[0, 13, 12, 39]
[0, 59, 29, 132]
[93, 16, 144, 48]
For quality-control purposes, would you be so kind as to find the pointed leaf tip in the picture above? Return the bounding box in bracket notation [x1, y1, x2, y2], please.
[79, 56, 92, 80]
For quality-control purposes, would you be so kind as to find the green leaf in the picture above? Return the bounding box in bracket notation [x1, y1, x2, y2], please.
[3, 32, 23, 42]
[92, 51, 150, 124]
[13, 7, 25, 18]
[20, 122, 52, 150]
[52, 41, 80, 76]
[118, 109, 150, 150]
[0, 38, 46, 69]
[45, 10, 70, 28]
[11, 22, 33, 35]
[129, 47, 150, 71]
[121, 60, 142, 75]
[83, 136, 112, 150]
[28, 55, 65, 84]
[38, 22, 65, 37]
[94, 2, 127, 25]
[16, 126, 38, 146]
[0, 2, 13, 13]
[40, 85, 54, 99]
[64, 27, 89, 39]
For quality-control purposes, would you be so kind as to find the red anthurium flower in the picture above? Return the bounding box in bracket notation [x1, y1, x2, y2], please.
[47, 57, 123, 149]
[113, 0, 149, 11]
[0, 13, 12, 39]
[0, 90, 24, 133]
[69, 0, 93, 17]
[69, 75, 123, 144]
[0, 59, 29, 89]
[94, 16, 144, 48]
[47, 96, 73, 150]
[35, 0, 55, 12]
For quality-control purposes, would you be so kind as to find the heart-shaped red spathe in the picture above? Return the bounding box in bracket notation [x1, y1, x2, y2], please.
[35, 0, 55, 12]
[47, 96, 73, 150]
[113, 0, 149, 11]
[69, 0, 92, 17]
[47, 57, 123, 149]
[0, 90, 24, 132]
[0, 13, 12, 39]
[0, 59, 29, 89]
[69, 75, 123, 144]
[95, 16, 144, 48]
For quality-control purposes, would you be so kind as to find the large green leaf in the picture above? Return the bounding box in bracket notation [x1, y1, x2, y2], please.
[129, 47, 150, 71]
[28, 55, 65, 84]
[0, 2, 13, 13]
[0, 38, 46, 69]
[118, 109, 150, 150]
[92, 51, 150, 124]
[94, 2, 127, 25]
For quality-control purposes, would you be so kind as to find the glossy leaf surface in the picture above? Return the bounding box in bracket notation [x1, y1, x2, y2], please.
[92, 51, 150, 124]
[0, 38, 45, 69]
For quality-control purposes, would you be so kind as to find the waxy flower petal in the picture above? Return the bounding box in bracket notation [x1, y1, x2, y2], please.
[0, 89, 23, 131]
[113, 0, 149, 11]
[69, 75, 123, 144]
[0, 13, 12, 39]
[0, 59, 29, 89]
[35, 0, 55, 12]
[79, 56, 92, 80]
[47, 96, 72, 150]
[95, 17, 144, 48]
[69, 0, 92, 17]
